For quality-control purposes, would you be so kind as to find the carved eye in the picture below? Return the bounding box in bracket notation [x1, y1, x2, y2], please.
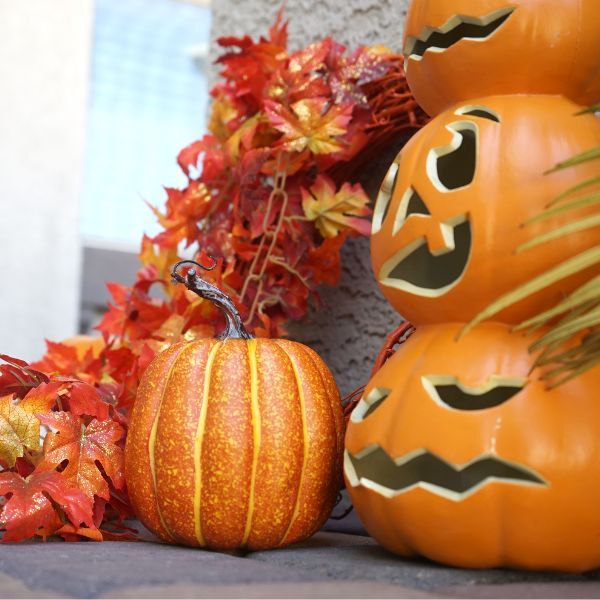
[372, 162, 399, 234]
[427, 122, 477, 192]
[350, 387, 391, 423]
[422, 375, 526, 411]
[393, 187, 430, 235]
[455, 105, 500, 123]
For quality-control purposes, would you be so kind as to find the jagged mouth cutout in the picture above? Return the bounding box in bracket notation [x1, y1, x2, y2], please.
[404, 7, 515, 62]
[344, 447, 546, 501]
[378, 120, 480, 297]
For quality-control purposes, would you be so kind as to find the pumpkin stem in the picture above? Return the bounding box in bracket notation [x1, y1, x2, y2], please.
[171, 259, 253, 340]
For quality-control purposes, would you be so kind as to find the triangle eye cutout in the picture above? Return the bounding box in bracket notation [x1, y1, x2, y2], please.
[393, 187, 430, 235]
[406, 188, 430, 217]
[350, 387, 392, 423]
[422, 375, 526, 411]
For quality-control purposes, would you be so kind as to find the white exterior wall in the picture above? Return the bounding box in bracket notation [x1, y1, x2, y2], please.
[0, 0, 93, 360]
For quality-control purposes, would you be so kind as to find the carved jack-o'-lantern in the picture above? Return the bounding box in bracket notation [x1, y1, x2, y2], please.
[344, 322, 600, 572]
[370, 94, 600, 326]
[403, 0, 600, 116]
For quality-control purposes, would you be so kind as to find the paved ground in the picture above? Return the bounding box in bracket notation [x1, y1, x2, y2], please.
[1, 521, 600, 599]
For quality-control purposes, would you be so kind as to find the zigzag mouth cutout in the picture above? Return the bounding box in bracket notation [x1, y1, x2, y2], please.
[345, 446, 546, 501]
[404, 7, 515, 61]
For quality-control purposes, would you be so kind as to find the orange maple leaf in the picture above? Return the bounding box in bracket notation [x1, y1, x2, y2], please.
[37, 412, 125, 501]
[265, 98, 353, 154]
[301, 175, 371, 238]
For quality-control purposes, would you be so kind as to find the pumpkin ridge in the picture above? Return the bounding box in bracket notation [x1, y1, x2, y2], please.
[148, 343, 190, 542]
[275, 343, 309, 546]
[299, 344, 344, 480]
[193, 341, 221, 546]
[242, 339, 261, 546]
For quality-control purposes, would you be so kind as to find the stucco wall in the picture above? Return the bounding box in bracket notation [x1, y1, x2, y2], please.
[210, 0, 410, 395]
[0, 0, 93, 360]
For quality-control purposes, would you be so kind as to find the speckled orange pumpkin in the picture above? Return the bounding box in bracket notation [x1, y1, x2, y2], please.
[404, 0, 600, 116]
[125, 261, 344, 551]
[345, 322, 600, 572]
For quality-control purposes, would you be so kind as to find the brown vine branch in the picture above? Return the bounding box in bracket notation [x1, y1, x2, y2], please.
[241, 151, 291, 326]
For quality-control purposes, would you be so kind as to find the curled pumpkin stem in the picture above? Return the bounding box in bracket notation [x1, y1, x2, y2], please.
[171, 260, 253, 341]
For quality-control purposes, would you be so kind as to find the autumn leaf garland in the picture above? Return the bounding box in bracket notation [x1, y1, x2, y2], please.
[0, 355, 132, 542]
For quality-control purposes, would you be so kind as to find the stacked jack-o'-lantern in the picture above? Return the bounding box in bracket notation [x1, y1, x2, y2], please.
[345, 0, 600, 572]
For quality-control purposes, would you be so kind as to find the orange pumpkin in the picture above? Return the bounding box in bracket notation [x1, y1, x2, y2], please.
[344, 322, 600, 572]
[370, 94, 600, 326]
[403, 0, 600, 117]
[125, 261, 343, 550]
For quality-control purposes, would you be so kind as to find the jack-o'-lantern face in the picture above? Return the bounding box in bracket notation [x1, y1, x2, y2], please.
[403, 0, 600, 116]
[344, 323, 600, 571]
[370, 94, 600, 326]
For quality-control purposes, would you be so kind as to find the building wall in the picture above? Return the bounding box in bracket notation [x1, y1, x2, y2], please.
[0, 0, 93, 361]
[210, 0, 410, 395]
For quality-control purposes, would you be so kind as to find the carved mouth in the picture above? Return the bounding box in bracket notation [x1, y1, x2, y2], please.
[404, 7, 515, 62]
[379, 217, 472, 298]
[345, 447, 546, 501]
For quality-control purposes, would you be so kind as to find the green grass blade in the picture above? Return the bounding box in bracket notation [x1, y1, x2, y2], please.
[516, 214, 600, 252]
[526, 192, 600, 223]
[576, 104, 600, 115]
[551, 177, 600, 204]
[460, 246, 600, 338]
[529, 308, 600, 348]
[514, 279, 600, 330]
[545, 146, 600, 174]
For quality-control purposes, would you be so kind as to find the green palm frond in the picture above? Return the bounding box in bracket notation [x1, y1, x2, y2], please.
[461, 110, 600, 387]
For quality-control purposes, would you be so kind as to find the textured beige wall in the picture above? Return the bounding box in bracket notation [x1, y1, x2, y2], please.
[0, 0, 93, 360]
[210, 0, 410, 394]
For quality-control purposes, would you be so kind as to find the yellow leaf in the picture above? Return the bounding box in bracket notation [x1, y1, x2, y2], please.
[208, 94, 239, 141]
[225, 114, 261, 161]
[266, 98, 353, 155]
[0, 395, 43, 467]
[302, 175, 371, 238]
[139, 236, 181, 281]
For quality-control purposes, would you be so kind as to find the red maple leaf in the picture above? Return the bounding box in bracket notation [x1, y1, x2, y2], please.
[37, 412, 125, 501]
[306, 232, 348, 286]
[0, 470, 94, 542]
[0, 355, 48, 399]
[58, 380, 110, 421]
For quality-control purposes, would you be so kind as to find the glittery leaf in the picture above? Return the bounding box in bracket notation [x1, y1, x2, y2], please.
[301, 175, 371, 238]
[0, 470, 94, 542]
[37, 412, 125, 501]
[0, 393, 55, 467]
